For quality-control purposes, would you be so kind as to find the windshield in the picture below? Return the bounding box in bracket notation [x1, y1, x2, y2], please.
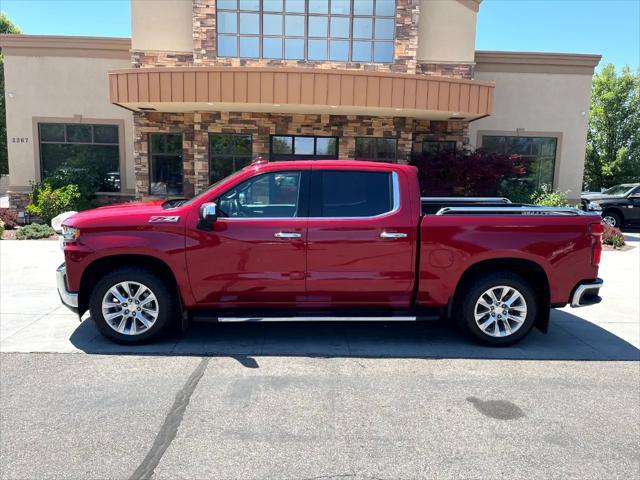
[603, 185, 635, 196]
[183, 169, 248, 206]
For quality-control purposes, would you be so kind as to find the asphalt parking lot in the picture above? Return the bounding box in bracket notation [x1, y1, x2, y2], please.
[1, 234, 639, 479]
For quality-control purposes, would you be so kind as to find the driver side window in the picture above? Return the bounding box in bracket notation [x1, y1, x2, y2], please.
[217, 171, 302, 218]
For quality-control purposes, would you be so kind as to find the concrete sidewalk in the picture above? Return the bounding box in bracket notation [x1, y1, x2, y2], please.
[0, 235, 638, 360]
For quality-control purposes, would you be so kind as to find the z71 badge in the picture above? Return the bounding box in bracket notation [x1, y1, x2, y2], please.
[148, 215, 180, 223]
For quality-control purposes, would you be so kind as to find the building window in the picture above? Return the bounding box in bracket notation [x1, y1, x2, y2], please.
[216, 0, 396, 63]
[355, 137, 397, 162]
[38, 123, 121, 192]
[209, 134, 253, 184]
[149, 134, 183, 196]
[422, 140, 456, 156]
[270, 135, 338, 160]
[481, 135, 557, 191]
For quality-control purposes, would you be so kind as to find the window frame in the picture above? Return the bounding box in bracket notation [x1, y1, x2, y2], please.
[36, 119, 124, 194]
[208, 133, 254, 184]
[477, 131, 561, 190]
[354, 136, 398, 163]
[309, 169, 399, 219]
[216, 0, 396, 63]
[269, 134, 339, 160]
[148, 133, 184, 197]
[421, 140, 456, 156]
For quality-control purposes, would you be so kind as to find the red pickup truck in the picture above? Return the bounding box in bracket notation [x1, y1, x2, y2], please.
[57, 160, 604, 347]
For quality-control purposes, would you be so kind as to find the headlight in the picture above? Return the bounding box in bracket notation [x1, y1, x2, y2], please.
[61, 225, 80, 242]
[587, 202, 602, 211]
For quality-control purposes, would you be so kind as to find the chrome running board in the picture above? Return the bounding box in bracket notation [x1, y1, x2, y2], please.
[217, 315, 417, 323]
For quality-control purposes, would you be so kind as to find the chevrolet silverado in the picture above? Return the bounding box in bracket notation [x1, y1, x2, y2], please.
[57, 160, 604, 346]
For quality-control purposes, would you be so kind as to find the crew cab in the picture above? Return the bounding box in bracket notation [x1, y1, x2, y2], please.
[582, 183, 640, 228]
[57, 160, 604, 346]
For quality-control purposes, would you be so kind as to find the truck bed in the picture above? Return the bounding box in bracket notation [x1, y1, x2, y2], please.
[416, 201, 602, 311]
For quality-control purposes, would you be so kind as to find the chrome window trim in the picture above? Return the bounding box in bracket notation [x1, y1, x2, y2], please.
[434, 206, 601, 216]
[421, 197, 512, 204]
[219, 171, 400, 221]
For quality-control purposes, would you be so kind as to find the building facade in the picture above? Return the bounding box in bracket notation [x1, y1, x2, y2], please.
[1, 0, 600, 210]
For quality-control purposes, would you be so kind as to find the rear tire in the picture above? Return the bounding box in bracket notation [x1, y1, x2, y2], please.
[602, 210, 622, 228]
[455, 271, 537, 347]
[89, 267, 177, 345]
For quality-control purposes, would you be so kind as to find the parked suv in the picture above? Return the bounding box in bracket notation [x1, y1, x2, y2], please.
[582, 183, 640, 228]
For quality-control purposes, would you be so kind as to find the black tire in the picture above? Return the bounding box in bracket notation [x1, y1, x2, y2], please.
[89, 267, 177, 345]
[455, 271, 538, 347]
[602, 210, 623, 229]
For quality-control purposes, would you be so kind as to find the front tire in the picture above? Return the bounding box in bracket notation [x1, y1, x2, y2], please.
[602, 210, 622, 228]
[89, 267, 177, 344]
[456, 271, 537, 347]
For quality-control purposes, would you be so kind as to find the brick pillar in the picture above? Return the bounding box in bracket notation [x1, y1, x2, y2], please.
[396, 118, 414, 164]
[133, 112, 148, 199]
[192, 112, 209, 195]
[180, 114, 196, 197]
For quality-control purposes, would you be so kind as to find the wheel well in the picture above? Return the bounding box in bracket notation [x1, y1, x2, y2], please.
[602, 207, 623, 220]
[450, 258, 551, 333]
[78, 255, 180, 316]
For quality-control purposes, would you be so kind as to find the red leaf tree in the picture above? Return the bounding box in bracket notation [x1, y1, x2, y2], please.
[409, 149, 526, 197]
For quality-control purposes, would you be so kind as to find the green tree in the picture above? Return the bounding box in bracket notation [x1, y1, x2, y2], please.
[1, 13, 22, 175]
[584, 64, 640, 190]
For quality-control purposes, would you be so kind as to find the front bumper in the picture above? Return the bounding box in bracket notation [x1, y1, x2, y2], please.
[570, 278, 603, 307]
[57, 263, 79, 313]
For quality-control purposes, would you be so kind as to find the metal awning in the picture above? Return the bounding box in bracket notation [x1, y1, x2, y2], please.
[109, 66, 494, 121]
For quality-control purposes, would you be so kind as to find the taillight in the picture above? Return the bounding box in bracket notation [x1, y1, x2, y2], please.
[589, 222, 603, 266]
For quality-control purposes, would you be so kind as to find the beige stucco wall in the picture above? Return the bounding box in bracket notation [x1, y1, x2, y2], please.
[417, 0, 478, 64]
[468, 70, 594, 201]
[3, 53, 135, 192]
[131, 0, 192, 53]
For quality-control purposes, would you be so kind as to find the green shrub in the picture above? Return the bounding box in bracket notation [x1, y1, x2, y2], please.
[499, 180, 537, 204]
[602, 223, 625, 248]
[42, 166, 100, 211]
[16, 223, 56, 240]
[531, 186, 571, 207]
[27, 183, 81, 224]
[0, 223, 4, 239]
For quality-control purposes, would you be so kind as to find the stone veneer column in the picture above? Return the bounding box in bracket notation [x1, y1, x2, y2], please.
[416, 63, 475, 80]
[193, 0, 216, 66]
[192, 112, 210, 194]
[7, 192, 31, 212]
[132, 112, 149, 197]
[130, 50, 194, 68]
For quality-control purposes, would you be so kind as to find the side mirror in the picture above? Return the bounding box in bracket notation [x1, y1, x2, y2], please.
[200, 202, 218, 222]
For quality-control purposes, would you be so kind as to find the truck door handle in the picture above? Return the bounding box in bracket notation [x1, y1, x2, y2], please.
[274, 232, 302, 239]
[380, 232, 407, 239]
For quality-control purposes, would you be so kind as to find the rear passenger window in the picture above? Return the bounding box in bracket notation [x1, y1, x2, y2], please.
[313, 171, 393, 217]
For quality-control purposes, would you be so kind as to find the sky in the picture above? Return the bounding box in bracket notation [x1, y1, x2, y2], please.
[1, 0, 639, 70]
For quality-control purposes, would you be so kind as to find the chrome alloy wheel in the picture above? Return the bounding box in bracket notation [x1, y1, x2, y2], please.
[473, 285, 527, 338]
[602, 215, 617, 227]
[101, 281, 159, 336]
